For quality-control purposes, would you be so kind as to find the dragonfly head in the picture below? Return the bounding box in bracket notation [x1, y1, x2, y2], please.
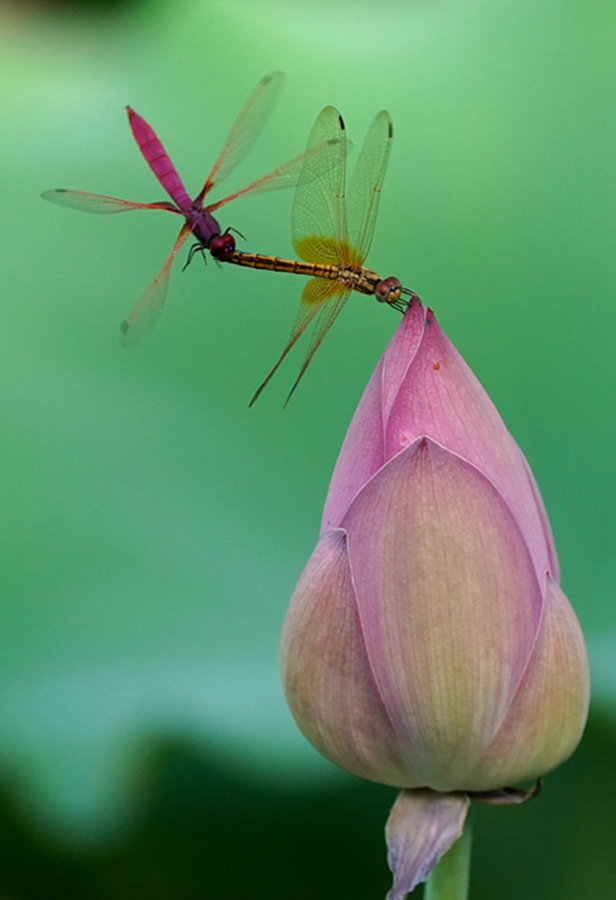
[210, 232, 236, 260]
[374, 276, 403, 305]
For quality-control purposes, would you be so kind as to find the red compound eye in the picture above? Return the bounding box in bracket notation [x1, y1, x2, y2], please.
[210, 232, 236, 260]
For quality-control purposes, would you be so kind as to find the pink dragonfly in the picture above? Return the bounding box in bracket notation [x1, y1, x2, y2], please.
[42, 72, 339, 344]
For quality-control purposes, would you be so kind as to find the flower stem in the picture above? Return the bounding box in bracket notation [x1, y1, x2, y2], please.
[424, 820, 472, 900]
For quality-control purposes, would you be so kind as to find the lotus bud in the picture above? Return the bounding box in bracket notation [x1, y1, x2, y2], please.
[281, 298, 589, 896]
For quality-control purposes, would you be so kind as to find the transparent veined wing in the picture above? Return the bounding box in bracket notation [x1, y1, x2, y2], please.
[206, 133, 351, 214]
[197, 71, 286, 202]
[346, 110, 393, 266]
[291, 106, 349, 266]
[41, 189, 180, 215]
[249, 276, 340, 406]
[120, 224, 191, 345]
[284, 285, 352, 405]
[206, 149, 309, 213]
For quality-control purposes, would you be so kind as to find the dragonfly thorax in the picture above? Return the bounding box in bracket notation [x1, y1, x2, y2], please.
[187, 205, 223, 249]
[337, 267, 402, 302]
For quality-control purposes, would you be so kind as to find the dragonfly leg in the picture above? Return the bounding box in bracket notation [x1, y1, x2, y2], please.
[391, 289, 420, 314]
[391, 297, 409, 313]
[182, 241, 208, 271]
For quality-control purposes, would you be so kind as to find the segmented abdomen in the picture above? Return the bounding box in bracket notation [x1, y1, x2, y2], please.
[127, 107, 192, 211]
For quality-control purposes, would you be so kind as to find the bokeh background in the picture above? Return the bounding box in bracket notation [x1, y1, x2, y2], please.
[1, 0, 616, 896]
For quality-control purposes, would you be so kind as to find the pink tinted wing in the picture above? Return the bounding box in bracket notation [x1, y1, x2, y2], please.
[41, 189, 180, 215]
[197, 71, 286, 203]
[291, 107, 348, 266]
[127, 107, 192, 211]
[120, 224, 191, 346]
[346, 110, 393, 266]
[249, 276, 339, 406]
[205, 150, 306, 213]
[205, 133, 351, 214]
[284, 285, 351, 405]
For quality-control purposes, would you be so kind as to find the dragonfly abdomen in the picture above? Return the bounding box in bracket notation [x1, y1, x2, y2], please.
[126, 107, 192, 211]
[225, 251, 339, 280]
[224, 252, 388, 295]
[225, 250, 406, 311]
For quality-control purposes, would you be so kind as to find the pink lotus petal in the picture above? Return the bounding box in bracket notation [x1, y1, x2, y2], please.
[385, 788, 470, 899]
[321, 300, 427, 531]
[281, 530, 411, 786]
[469, 573, 590, 788]
[322, 300, 558, 584]
[386, 308, 558, 583]
[342, 437, 543, 790]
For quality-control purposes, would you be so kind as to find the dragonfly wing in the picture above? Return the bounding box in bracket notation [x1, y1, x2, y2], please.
[120, 224, 191, 345]
[205, 134, 351, 213]
[41, 189, 180, 215]
[127, 107, 193, 211]
[346, 110, 393, 265]
[249, 276, 338, 406]
[284, 286, 352, 405]
[292, 106, 348, 266]
[198, 71, 286, 202]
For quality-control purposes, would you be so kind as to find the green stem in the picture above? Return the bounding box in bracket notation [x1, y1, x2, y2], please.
[424, 820, 472, 900]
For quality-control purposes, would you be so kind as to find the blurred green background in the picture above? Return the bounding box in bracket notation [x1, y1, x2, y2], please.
[1, 0, 616, 896]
